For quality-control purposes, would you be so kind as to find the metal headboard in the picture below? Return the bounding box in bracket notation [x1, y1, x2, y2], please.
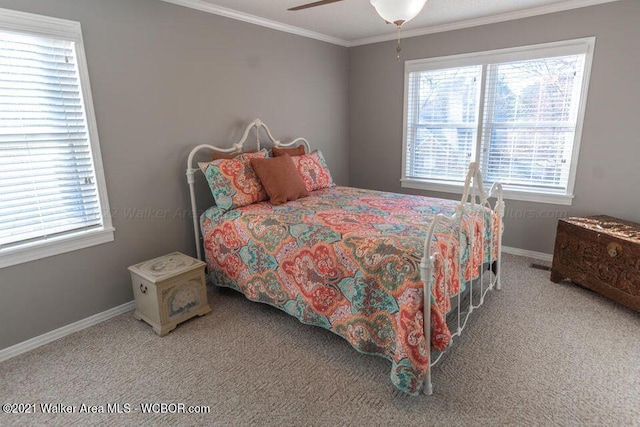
[185, 119, 311, 260]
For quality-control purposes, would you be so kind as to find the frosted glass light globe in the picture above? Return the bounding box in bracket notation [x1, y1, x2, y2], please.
[370, 0, 428, 25]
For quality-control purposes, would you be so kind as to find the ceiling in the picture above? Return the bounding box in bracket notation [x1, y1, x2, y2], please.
[161, 0, 619, 46]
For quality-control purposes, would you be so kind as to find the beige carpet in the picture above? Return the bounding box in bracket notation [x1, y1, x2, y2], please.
[1, 254, 639, 426]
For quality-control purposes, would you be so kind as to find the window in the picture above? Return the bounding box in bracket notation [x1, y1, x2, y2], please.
[0, 8, 113, 268]
[402, 38, 595, 205]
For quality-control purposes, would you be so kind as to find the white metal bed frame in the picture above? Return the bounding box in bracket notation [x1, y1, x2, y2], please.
[185, 119, 505, 396]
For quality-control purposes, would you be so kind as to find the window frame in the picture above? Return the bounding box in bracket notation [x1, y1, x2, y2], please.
[0, 7, 114, 269]
[401, 37, 596, 206]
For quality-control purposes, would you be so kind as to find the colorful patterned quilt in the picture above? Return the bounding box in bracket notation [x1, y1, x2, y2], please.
[201, 186, 499, 395]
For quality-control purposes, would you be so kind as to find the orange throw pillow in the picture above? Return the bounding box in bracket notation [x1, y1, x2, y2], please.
[250, 155, 309, 205]
[272, 145, 305, 157]
[211, 149, 258, 160]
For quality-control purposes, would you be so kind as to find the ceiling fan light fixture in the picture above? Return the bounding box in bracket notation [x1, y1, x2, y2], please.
[369, 0, 428, 27]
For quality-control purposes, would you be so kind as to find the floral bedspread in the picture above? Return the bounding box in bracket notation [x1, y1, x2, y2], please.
[201, 186, 499, 395]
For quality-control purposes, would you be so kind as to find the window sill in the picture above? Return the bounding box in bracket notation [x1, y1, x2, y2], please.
[0, 227, 115, 269]
[401, 178, 574, 206]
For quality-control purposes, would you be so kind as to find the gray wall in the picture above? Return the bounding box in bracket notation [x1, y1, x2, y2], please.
[349, 0, 640, 254]
[1, 0, 638, 350]
[0, 0, 349, 349]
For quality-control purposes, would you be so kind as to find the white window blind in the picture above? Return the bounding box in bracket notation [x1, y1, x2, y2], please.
[482, 55, 585, 192]
[405, 65, 481, 182]
[402, 38, 594, 205]
[0, 8, 113, 268]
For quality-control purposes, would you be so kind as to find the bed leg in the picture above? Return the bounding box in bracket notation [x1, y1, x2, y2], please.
[489, 261, 497, 275]
[490, 260, 502, 291]
[494, 197, 505, 291]
[493, 258, 502, 291]
[423, 377, 433, 396]
[420, 255, 435, 397]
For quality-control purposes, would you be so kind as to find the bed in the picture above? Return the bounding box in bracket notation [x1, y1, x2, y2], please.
[186, 119, 505, 396]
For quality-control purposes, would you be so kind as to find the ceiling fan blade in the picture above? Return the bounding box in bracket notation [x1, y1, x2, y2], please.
[288, 0, 344, 11]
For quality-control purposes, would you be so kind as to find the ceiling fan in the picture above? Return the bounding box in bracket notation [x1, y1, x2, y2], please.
[288, 0, 344, 12]
[288, 0, 429, 59]
[288, 0, 428, 26]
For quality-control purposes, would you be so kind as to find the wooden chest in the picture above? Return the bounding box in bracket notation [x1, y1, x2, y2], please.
[129, 252, 211, 336]
[551, 215, 640, 312]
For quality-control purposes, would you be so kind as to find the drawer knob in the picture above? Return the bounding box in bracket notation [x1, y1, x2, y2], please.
[607, 243, 622, 258]
[140, 283, 148, 294]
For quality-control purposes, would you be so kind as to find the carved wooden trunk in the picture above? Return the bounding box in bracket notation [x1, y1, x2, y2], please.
[551, 215, 640, 312]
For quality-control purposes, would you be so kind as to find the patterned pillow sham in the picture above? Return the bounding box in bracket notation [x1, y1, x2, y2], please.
[290, 150, 334, 192]
[211, 149, 258, 160]
[198, 151, 268, 211]
[211, 149, 268, 161]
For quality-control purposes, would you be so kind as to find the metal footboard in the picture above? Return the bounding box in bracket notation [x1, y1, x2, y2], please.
[420, 162, 505, 395]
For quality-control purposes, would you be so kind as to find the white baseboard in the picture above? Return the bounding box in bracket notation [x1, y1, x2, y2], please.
[0, 300, 135, 363]
[503, 245, 553, 262]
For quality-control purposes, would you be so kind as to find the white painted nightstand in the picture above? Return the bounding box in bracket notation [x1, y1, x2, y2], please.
[128, 252, 211, 336]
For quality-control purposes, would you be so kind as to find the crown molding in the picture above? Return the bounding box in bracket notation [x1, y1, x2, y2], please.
[159, 0, 620, 48]
[0, 6, 82, 41]
[347, 0, 621, 46]
[159, 0, 350, 47]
